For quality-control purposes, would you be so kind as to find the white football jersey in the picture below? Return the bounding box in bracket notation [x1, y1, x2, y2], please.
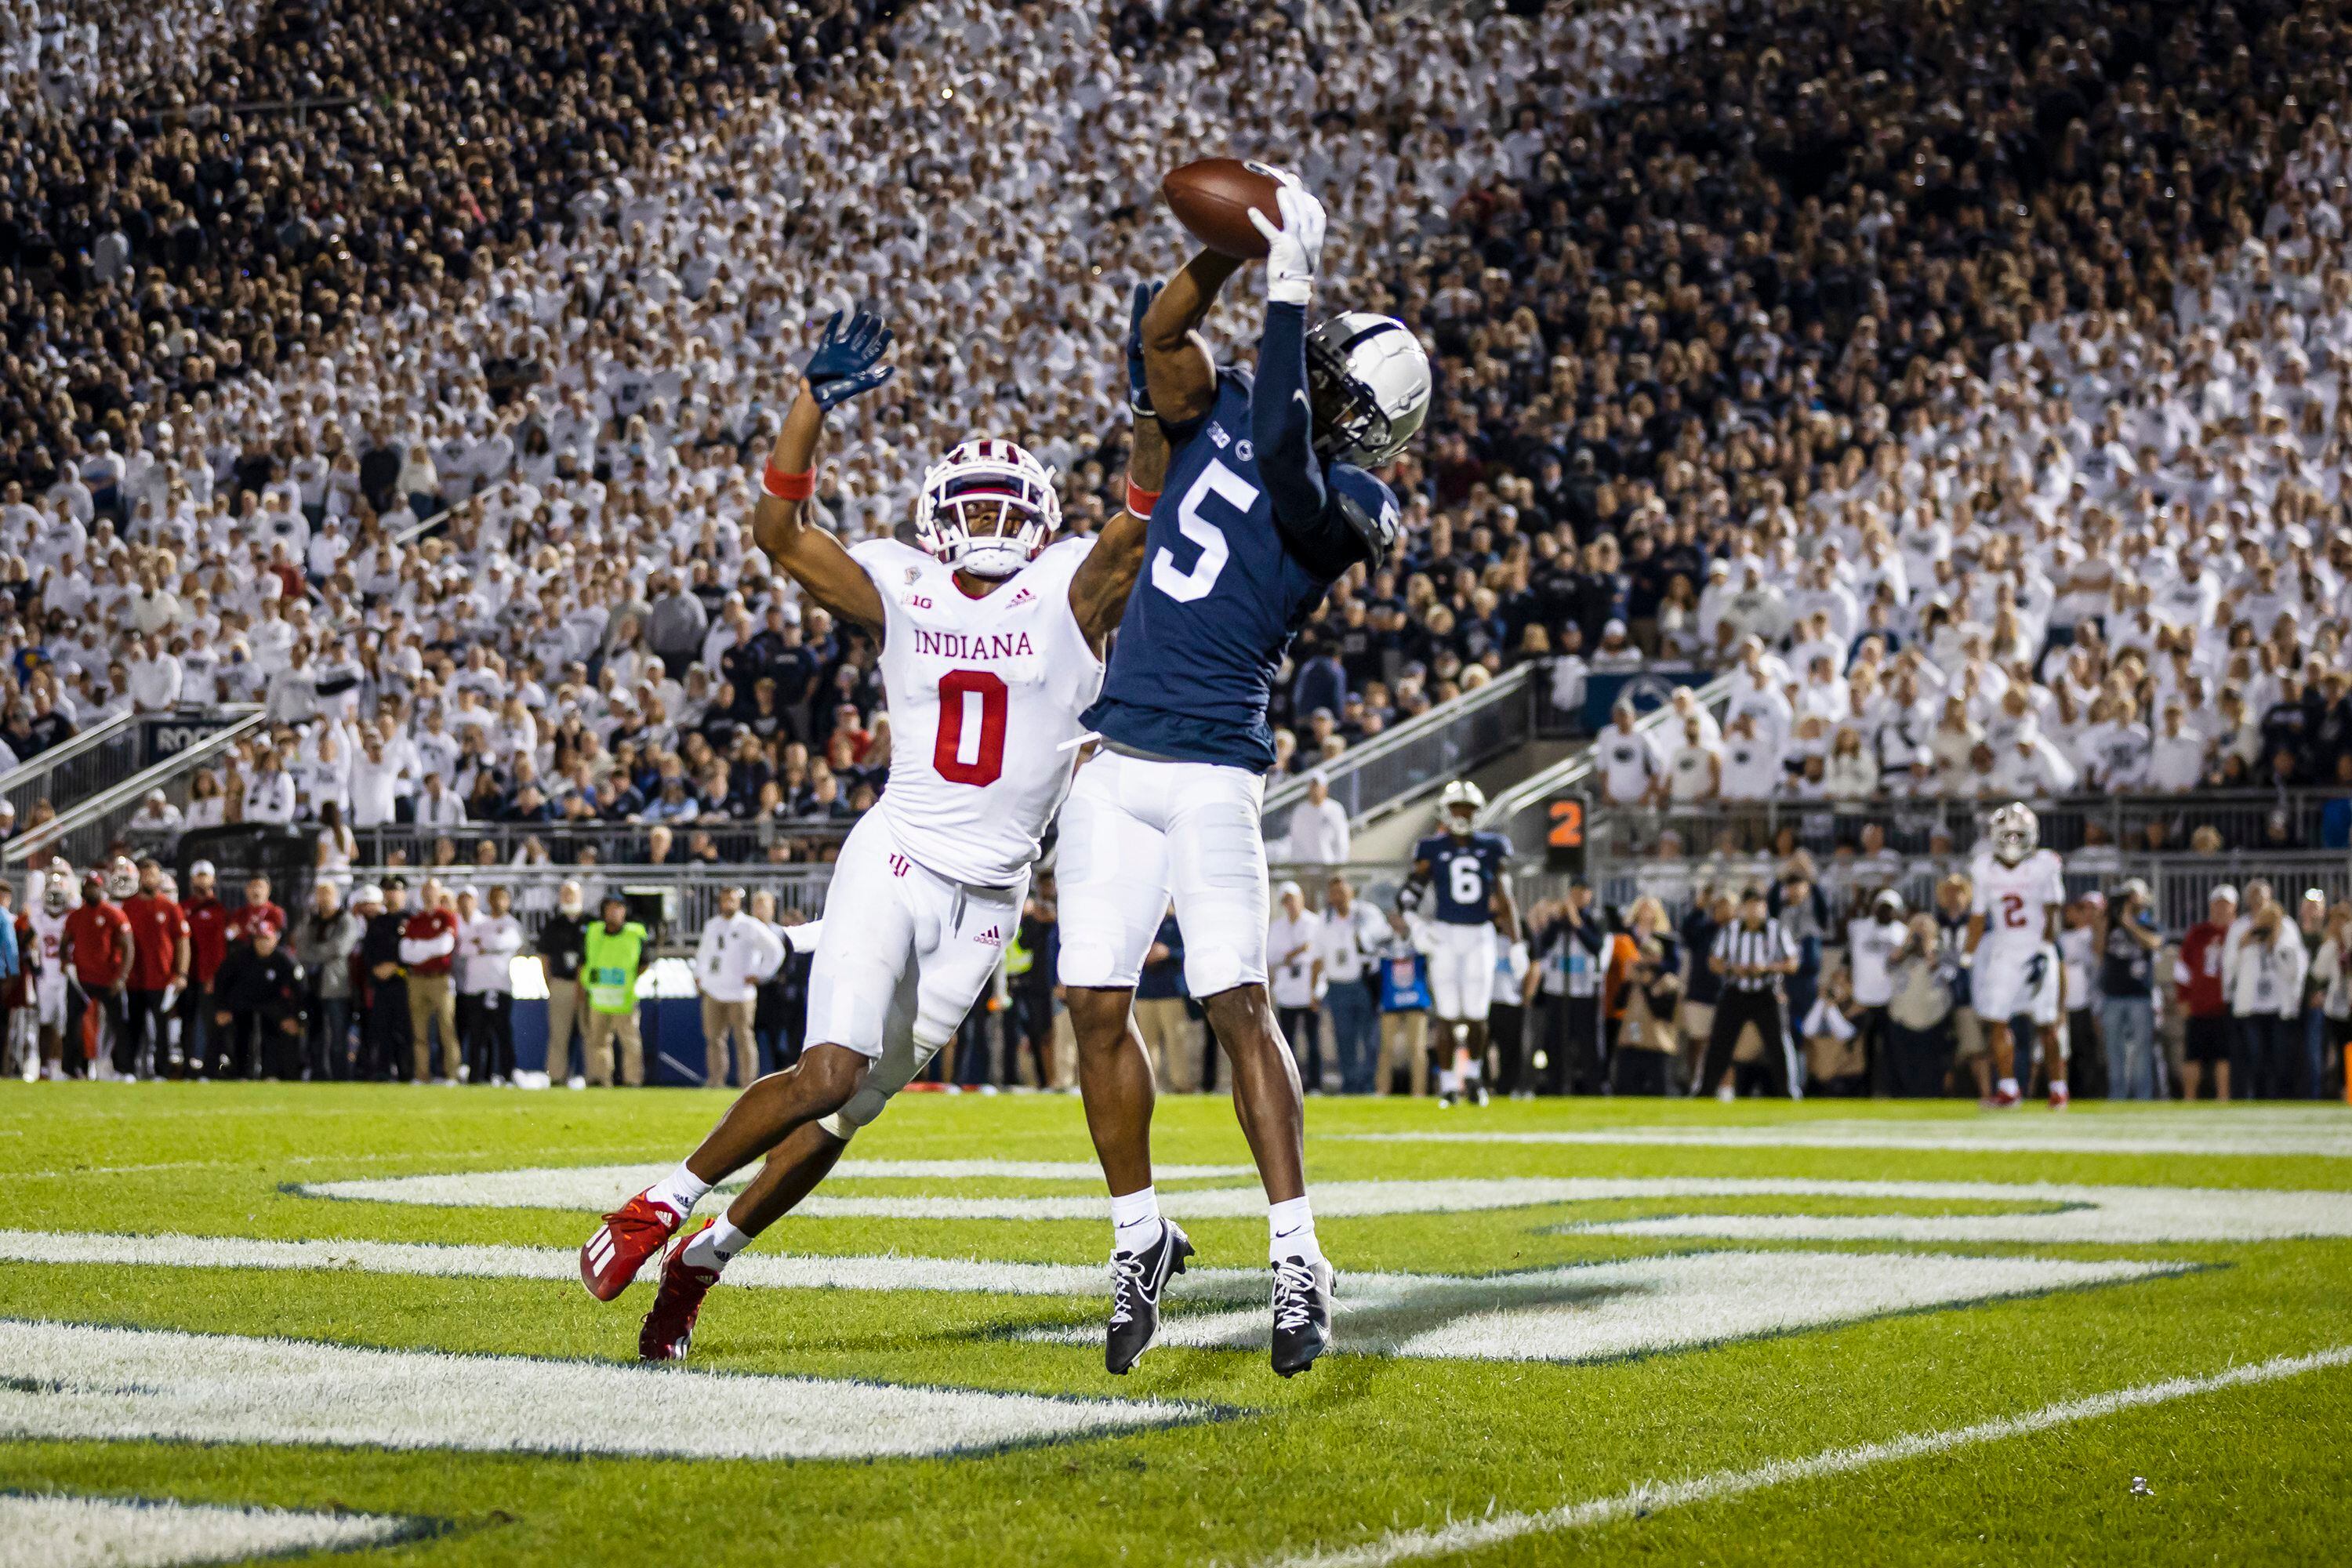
[853, 535, 1103, 888]
[1970, 848, 2063, 956]
[25, 907, 67, 984]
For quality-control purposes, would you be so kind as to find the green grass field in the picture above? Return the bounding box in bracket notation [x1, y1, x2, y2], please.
[5, 1084, 2351, 1566]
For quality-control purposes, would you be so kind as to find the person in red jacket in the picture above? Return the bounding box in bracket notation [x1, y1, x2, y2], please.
[224, 874, 289, 949]
[120, 857, 190, 1078]
[2177, 884, 2237, 1102]
[399, 877, 460, 1083]
[63, 870, 136, 1077]
[181, 861, 231, 1077]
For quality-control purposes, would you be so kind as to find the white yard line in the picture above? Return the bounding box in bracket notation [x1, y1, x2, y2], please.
[0, 1232, 2186, 1364]
[297, 1158, 1246, 1210]
[1340, 1116, 2352, 1160]
[0, 1319, 1205, 1461]
[1, 1493, 419, 1568]
[288, 1171, 2352, 1246]
[1266, 1343, 2352, 1568]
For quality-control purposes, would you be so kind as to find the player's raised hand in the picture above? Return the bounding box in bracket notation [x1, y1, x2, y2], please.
[804, 309, 896, 412]
[1126, 281, 1161, 418]
[1247, 183, 1326, 307]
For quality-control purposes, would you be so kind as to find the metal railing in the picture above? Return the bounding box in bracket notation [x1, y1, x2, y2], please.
[0, 712, 139, 823]
[3, 710, 271, 869]
[1262, 659, 1585, 843]
[347, 817, 853, 869]
[1474, 675, 1735, 848]
[1579, 845, 2352, 938]
[347, 863, 837, 946]
[1580, 789, 2340, 865]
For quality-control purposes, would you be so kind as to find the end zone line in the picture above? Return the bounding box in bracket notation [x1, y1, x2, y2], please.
[1267, 1343, 2352, 1568]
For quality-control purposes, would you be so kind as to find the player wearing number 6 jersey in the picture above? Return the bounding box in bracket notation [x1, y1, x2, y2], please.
[1058, 172, 1432, 1377]
[579, 306, 1163, 1360]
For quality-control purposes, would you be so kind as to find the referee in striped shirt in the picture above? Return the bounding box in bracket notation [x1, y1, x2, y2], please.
[1701, 886, 1802, 1100]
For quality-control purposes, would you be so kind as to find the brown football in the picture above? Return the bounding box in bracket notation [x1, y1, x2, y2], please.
[1161, 158, 1290, 260]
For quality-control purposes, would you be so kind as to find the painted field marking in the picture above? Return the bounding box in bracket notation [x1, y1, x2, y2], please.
[3, 1492, 422, 1568]
[1340, 1112, 2352, 1160]
[289, 1171, 2352, 1245]
[0, 1232, 2186, 1366]
[1022, 1250, 2186, 1362]
[299, 1158, 1247, 1210]
[0, 1319, 1207, 1461]
[1267, 1342, 2352, 1568]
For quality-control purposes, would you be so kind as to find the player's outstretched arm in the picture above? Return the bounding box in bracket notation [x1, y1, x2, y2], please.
[1140, 250, 1240, 425]
[750, 310, 895, 634]
[1072, 284, 1170, 649]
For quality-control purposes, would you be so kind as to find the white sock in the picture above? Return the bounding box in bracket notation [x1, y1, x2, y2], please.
[1997, 1076, 2020, 1096]
[1269, 1196, 1322, 1264]
[645, 1162, 711, 1219]
[1438, 1067, 1459, 1094]
[683, 1216, 752, 1273]
[1109, 1185, 1164, 1255]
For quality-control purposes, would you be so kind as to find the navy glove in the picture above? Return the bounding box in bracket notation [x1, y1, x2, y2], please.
[1126, 281, 1160, 418]
[804, 310, 895, 412]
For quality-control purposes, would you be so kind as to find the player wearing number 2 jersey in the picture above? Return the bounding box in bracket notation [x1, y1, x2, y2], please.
[1966, 802, 2070, 1110]
[579, 306, 1163, 1363]
[1058, 171, 1432, 1379]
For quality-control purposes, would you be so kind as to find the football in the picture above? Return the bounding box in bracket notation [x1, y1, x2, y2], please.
[1161, 157, 1290, 260]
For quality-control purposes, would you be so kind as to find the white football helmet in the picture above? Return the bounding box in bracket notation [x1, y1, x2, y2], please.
[913, 438, 1061, 579]
[42, 864, 73, 913]
[1990, 801, 2039, 866]
[1439, 779, 1485, 834]
[1306, 312, 1432, 467]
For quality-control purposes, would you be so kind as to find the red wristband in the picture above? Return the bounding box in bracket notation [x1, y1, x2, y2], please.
[1125, 479, 1160, 517]
[763, 463, 815, 501]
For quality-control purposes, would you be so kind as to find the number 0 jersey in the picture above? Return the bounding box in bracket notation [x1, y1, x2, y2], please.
[1414, 830, 1511, 926]
[1969, 848, 2065, 958]
[1087, 367, 1392, 772]
[851, 535, 1103, 889]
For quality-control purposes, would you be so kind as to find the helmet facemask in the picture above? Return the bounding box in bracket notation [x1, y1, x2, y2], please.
[915, 441, 1061, 580]
[1305, 314, 1431, 468]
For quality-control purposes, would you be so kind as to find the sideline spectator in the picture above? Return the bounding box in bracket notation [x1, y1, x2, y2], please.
[582, 893, 650, 1087]
[1132, 908, 1198, 1094]
[294, 882, 363, 1082]
[1316, 877, 1385, 1095]
[212, 924, 304, 1080]
[463, 885, 524, 1085]
[1269, 880, 1323, 1091]
[398, 878, 459, 1083]
[537, 880, 592, 1088]
[118, 857, 187, 1078]
[695, 885, 780, 1091]
[2096, 881, 2163, 1101]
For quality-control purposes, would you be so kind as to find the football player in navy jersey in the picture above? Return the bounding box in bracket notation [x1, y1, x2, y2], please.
[1057, 170, 1431, 1377]
[1408, 780, 1518, 1107]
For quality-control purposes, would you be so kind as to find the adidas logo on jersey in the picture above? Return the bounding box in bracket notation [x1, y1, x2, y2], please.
[1007, 587, 1034, 608]
[975, 925, 1002, 947]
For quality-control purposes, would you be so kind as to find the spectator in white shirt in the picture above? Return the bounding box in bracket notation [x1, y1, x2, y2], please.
[1280, 771, 1351, 867]
[695, 885, 783, 1090]
[241, 750, 297, 824]
[1268, 880, 1326, 1091]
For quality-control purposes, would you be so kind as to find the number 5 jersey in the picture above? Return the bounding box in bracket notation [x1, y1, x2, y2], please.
[850, 535, 1103, 888]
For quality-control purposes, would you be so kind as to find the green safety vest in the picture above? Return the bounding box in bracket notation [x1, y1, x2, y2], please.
[1003, 926, 1034, 978]
[582, 923, 648, 1013]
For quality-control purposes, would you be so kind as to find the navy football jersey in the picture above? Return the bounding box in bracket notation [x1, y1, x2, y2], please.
[1087, 368, 1395, 771]
[1414, 830, 1511, 926]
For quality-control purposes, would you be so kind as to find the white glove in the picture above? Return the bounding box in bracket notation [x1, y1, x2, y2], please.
[1247, 183, 1326, 307]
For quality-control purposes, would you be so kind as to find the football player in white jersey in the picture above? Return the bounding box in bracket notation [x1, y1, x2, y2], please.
[25, 865, 75, 1081]
[1965, 802, 2070, 1109]
[579, 304, 1167, 1361]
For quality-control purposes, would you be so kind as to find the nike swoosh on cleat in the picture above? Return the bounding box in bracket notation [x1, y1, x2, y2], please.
[1272, 1225, 1305, 1240]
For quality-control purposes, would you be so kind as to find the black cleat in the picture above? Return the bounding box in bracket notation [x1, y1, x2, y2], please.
[1270, 1253, 1335, 1377]
[1105, 1221, 1193, 1374]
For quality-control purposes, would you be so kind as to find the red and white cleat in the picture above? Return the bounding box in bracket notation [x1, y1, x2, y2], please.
[639, 1221, 722, 1363]
[1980, 1086, 2024, 1110]
[2048, 1082, 2071, 1111]
[580, 1191, 686, 1301]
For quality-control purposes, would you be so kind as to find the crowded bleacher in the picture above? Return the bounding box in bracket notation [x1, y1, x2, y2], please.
[3, 0, 2350, 1102]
